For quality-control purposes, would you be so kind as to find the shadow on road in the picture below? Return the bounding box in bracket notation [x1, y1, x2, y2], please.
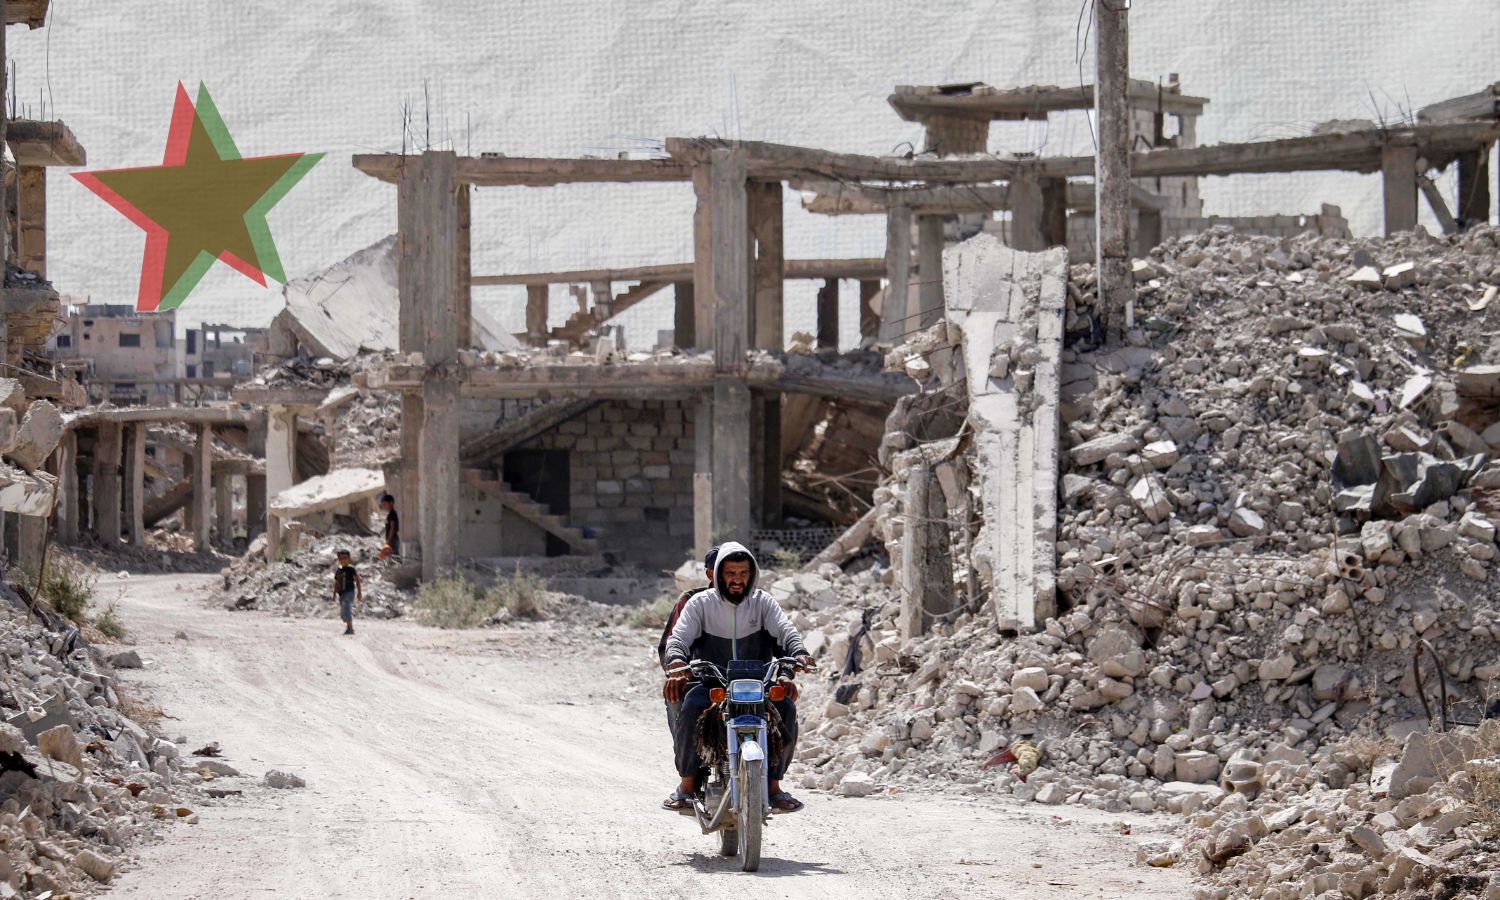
[682, 853, 846, 877]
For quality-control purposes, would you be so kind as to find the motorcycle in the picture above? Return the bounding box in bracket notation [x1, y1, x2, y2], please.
[677, 656, 810, 871]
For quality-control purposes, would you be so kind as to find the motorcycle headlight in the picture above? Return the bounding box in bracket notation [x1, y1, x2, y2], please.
[728, 679, 764, 703]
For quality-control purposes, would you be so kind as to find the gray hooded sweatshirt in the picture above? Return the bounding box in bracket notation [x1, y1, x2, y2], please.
[663, 541, 807, 671]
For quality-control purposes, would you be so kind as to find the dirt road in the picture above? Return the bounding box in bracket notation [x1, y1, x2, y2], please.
[97, 573, 1189, 899]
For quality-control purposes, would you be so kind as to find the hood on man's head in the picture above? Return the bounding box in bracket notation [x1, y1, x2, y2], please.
[711, 540, 759, 604]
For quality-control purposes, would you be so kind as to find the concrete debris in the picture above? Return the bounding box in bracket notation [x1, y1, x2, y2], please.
[0, 577, 209, 895]
[279, 235, 519, 360]
[263, 770, 307, 789]
[6, 399, 62, 472]
[772, 226, 1500, 897]
[109, 649, 145, 669]
[268, 467, 386, 518]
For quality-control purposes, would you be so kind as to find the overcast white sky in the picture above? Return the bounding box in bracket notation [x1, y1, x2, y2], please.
[11, 0, 1498, 345]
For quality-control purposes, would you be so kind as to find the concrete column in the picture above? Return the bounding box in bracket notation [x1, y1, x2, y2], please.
[898, 463, 953, 639]
[693, 392, 713, 556]
[859, 279, 881, 343]
[17, 515, 45, 585]
[1093, 0, 1134, 334]
[215, 471, 233, 546]
[265, 405, 296, 503]
[397, 151, 462, 580]
[1040, 177, 1069, 248]
[1008, 171, 1046, 251]
[456, 183, 472, 350]
[93, 422, 122, 544]
[816, 278, 840, 350]
[1457, 146, 1491, 230]
[525, 285, 548, 344]
[880, 206, 912, 344]
[1136, 208, 1164, 257]
[673, 282, 696, 349]
[267, 513, 283, 561]
[916, 214, 944, 327]
[192, 424, 212, 551]
[748, 180, 783, 351]
[124, 423, 146, 547]
[17, 165, 45, 278]
[399, 393, 423, 559]
[753, 391, 782, 529]
[1382, 142, 1419, 236]
[711, 378, 752, 542]
[246, 473, 266, 541]
[56, 430, 78, 544]
[418, 379, 460, 580]
[699, 149, 751, 372]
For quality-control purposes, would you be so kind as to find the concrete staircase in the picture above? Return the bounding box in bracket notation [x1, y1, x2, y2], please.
[461, 469, 600, 554]
[551, 279, 671, 344]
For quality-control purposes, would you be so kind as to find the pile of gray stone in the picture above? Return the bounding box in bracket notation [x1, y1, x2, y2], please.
[780, 225, 1500, 892]
[0, 580, 205, 893]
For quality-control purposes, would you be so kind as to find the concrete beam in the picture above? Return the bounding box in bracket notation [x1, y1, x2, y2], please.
[192, 424, 212, 551]
[1094, 0, 1133, 334]
[1382, 143, 1420, 235]
[93, 422, 122, 544]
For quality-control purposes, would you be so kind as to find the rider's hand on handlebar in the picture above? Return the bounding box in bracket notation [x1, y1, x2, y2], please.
[663, 669, 689, 703]
[794, 654, 818, 673]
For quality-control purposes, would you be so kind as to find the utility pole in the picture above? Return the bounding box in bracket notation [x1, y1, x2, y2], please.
[1093, 0, 1133, 338]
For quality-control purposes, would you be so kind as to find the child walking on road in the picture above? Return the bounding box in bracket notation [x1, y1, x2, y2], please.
[333, 549, 362, 635]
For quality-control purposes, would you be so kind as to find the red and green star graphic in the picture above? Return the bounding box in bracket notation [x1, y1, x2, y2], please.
[72, 83, 322, 312]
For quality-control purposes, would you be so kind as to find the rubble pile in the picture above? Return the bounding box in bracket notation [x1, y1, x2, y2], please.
[1181, 722, 1500, 899]
[222, 535, 408, 618]
[0, 581, 204, 894]
[782, 226, 1500, 887]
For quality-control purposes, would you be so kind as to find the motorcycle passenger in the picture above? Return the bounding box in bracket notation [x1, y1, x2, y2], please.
[656, 545, 719, 736]
[661, 541, 815, 814]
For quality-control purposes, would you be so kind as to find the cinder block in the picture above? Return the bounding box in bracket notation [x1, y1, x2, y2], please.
[643, 465, 671, 479]
[625, 436, 652, 451]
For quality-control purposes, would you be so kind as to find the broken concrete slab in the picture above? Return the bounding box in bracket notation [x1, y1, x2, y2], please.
[282, 235, 519, 361]
[0, 378, 26, 415]
[1333, 431, 1381, 485]
[943, 234, 1067, 631]
[1346, 266, 1382, 289]
[6, 399, 61, 472]
[268, 467, 386, 519]
[0, 463, 56, 517]
[1071, 432, 1140, 467]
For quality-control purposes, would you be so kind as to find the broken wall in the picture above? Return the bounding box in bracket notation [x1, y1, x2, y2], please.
[943, 234, 1067, 631]
[513, 399, 696, 566]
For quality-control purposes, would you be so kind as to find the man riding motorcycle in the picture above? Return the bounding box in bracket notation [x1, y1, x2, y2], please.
[661, 541, 815, 814]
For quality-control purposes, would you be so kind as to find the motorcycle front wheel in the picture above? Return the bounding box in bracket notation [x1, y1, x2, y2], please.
[737, 754, 764, 872]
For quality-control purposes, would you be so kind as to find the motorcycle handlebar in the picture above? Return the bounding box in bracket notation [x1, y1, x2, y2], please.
[685, 656, 815, 683]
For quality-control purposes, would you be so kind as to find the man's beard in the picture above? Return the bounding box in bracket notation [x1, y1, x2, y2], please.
[724, 584, 748, 602]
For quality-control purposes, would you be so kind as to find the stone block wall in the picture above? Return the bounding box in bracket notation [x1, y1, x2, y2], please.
[518, 399, 696, 566]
